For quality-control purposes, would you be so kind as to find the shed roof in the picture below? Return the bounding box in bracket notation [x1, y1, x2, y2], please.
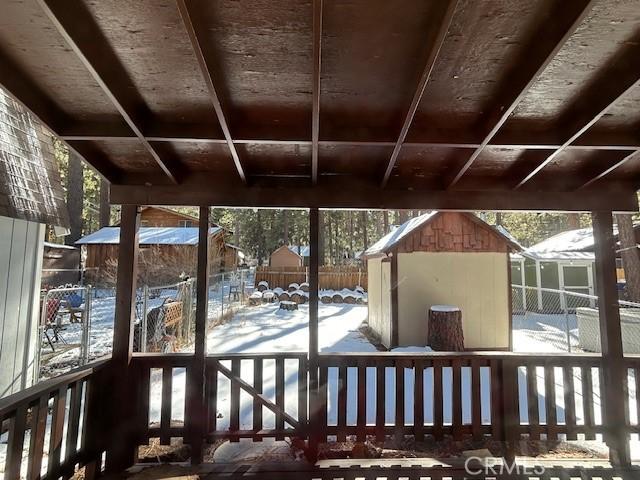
[363, 212, 520, 257]
[76, 226, 222, 245]
[271, 245, 302, 259]
[1, 1, 639, 212]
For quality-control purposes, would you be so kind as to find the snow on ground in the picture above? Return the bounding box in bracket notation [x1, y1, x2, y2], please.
[513, 313, 579, 353]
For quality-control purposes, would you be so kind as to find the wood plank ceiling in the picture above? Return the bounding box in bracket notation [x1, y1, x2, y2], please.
[0, 0, 639, 210]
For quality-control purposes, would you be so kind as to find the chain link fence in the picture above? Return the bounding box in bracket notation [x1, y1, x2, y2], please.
[207, 268, 255, 328]
[134, 279, 196, 353]
[512, 284, 640, 354]
[36, 286, 92, 379]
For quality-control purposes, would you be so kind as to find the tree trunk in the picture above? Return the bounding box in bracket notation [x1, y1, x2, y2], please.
[283, 210, 289, 245]
[567, 213, 580, 230]
[615, 213, 640, 302]
[66, 153, 84, 245]
[398, 210, 408, 225]
[383, 211, 389, 234]
[328, 214, 333, 265]
[99, 179, 110, 227]
[318, 210, 325, 266]
[495, 212, 502, 226]
[428, 306, 464, 351]
[360, 211, 368, 250]
[349, 211, 354, 259]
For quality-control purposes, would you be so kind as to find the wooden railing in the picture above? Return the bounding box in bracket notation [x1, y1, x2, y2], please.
[0, 359, 110, 480]
[1, 351, 619, 476]
[625, 355, 640, 435]
[132, 352, 308, 446]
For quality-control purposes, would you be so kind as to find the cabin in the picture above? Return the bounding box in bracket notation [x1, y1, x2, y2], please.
[2, 1, 640, 478]
[77, 226, 226, 285]
[270, 245, 303, 267]
[137, 206, 199, 228]
[364, 212, 520, 350]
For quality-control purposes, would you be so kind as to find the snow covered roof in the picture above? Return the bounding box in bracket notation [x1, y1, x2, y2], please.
[289, 245, 310, 257]
[363, 212, 438, 257]
[44, 241, 77, 250]
[75, 226, 222, 245]
[363, 211, 519, 258]
[527, 227, 598, 254]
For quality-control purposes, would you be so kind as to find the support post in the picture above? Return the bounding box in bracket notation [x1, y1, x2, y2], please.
[187, 206, 210, 464]
[308, 208, 320, 460]
[390, 253, 399, 348]
[592, 211, 630, 466]
[106, 204, 140, 472]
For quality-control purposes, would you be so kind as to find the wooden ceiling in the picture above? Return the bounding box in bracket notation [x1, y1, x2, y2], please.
[1, 0, 639, 211]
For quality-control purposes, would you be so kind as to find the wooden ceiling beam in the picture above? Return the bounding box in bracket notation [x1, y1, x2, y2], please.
[578, 150, 640, 189]
[514, 34, 640, 189]
[37, 0, 180, 184]
[175, 0, 247, 184]
[446, 0, 595, 189]
[311, 0, 323, 184]
[110, 177, 638, 212]
[380, 0, 459, 188]
[58, 132, 640, 152]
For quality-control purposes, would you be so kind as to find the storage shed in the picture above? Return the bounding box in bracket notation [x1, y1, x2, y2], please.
[270, 245, 303, 268]
[363, 212, 520, 350]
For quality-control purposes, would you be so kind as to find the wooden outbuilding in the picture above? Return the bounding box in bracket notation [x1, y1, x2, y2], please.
[363, 212, 520, 350]
[41, 242, 81, 287]
[270, 245, 303, 268]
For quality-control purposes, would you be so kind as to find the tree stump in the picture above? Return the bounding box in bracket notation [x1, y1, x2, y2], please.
[428, 305, 464, 351]
[279, 301, 298, 311]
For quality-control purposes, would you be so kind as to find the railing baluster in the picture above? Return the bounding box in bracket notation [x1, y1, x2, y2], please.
[137, 365, 150, 445]
[433, 360, 443, 440]
[64, 381, 83, 473]
[297, 356, 308, 438]
[275, 357, 285, 440]
[544, 363, 558, 441]
[160, 368, 172, 445]
[414, 360, 425, 442]
[471, 360, 482, 441]
[375, 364, 385, 441]
[395, 362, 405, 442]
[563, 365, 577, 440]
[5, 405, 28, 480]
[230, 359, 241, 440]
[253, 358, 263, 441]
[581, 365, 595, 440]
[319, 364, 328, 443]
[207, 361, 218, 435]
[27, 395, 49, 480]
[490, 359, 503, 441]
[526, 364, 540, 440]
[357, 362, 366, 442]
[47, 386, 67, 479]
[337, 365, 347, 442]
[452, 359, 462, 440]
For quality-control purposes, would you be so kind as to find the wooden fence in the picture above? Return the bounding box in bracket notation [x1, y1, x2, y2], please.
[255, 266, 367, 290]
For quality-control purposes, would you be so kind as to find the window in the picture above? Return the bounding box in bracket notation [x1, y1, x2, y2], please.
[179, 220, 193, 227]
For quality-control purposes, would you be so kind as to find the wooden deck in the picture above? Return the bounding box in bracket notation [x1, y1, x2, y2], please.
[123, 460, 640, 480]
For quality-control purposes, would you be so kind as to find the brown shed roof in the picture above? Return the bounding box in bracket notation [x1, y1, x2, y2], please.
[1, 1, 639, 211]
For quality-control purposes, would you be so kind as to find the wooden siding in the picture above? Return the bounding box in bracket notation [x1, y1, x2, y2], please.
[395, 212, 511, 254]
[0, 216, 44, 398]
[269, 246, 303, 268]
[138, 207, 197, 228]
[41, 245, 81, 287]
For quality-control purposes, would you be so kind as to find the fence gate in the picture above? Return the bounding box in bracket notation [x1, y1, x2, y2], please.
[205, 353, 308, 441]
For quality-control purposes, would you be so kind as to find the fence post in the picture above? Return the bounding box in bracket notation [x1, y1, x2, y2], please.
[141, 285, 148, 353]
[81, 286, 92, 364]
[561, 290, 572, 352]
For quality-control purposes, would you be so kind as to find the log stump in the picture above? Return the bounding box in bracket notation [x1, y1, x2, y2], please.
[279, 301, 298, 311]
[320, 293, 333, 304]
[428, 305, 464, 351]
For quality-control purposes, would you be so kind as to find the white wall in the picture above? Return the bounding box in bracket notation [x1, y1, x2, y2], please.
[0, 216, 45, 398]
[397, 252, 510, 349]
[366, 257, 391, 347]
